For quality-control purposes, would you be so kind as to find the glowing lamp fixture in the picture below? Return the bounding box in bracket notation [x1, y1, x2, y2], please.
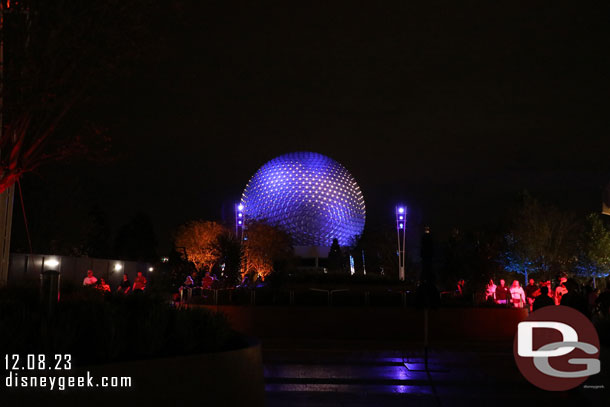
[114, 263, 123, 272]
[148, 267, 154, 272]
[45, 259, 60, 268]
[395, 205, 407, 281]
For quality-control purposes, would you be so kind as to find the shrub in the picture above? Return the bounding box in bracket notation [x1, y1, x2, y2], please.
[0, 287, 243, 366]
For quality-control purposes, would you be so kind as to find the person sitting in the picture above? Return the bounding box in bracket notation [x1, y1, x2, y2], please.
[495, 279, 510, 306]
[525, 278, 540, 311]
[533, 286, 555, 311]
[485, 279, 497, 302]
[183, 275, 195, 288]
[98, 278, 111, 293]
[117, 274, 131, 294]
[83, 270, 98, 286]
[132, 271, 147, 293]
[509, 280, 525, 308]
[202, 272, 215, 290]
[180, 275, 195, 302]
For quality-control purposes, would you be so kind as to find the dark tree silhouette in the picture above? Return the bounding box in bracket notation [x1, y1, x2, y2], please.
[83, 206, 111, 258]
[1, 0, 162, 193]
[113, 213, 158, 262]
[213, 230, 242, 286]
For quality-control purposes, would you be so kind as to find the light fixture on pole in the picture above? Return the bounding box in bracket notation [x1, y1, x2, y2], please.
[396, 205, 407, 281]
[235, 203, 246, 241]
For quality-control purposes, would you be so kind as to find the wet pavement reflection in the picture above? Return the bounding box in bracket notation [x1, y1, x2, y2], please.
[263, 345, 605, 407]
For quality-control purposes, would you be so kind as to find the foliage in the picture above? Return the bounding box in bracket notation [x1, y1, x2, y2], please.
[113, 212, 158, 262]
[0, 0, 161, 193]
[242, 221, 293, 279]
[351, 223, 399, 278]
[164, 249, 198, 291]
[575, 213, 610, 278]
[213, 231, 242, 286]
[173, 220, 226, 273]
[83, 206, 111, 258]
[441, 228, 503, 291]
[500, 193, 578, 280]
[0, 287, 242, 365]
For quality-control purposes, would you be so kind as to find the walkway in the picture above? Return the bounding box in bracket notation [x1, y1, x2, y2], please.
[263, 341, 607, 407]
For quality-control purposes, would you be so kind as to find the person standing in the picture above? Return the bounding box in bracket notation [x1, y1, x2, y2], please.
[83, 270, 98, 286]
[98, 278, 111, 293]
[510, 280, 526, 308]
[495, 279, 510, 306]
[485, 279, 497, 302]
[533, 286, 555, 311]
[132, 271, 147, 293]
[117, 274, 131, 294]
[525, 279, 539, 311]
[554, 276, 568, 305]
[542, 280, 554, 298]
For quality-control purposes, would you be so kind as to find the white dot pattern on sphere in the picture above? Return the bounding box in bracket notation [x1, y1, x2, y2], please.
[241, 152, 366, 246]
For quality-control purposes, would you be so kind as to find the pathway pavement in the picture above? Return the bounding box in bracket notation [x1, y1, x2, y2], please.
[263, 341, 608, 407]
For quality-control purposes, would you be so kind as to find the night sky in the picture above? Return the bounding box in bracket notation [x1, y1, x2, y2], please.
[13, 1, 610, 254]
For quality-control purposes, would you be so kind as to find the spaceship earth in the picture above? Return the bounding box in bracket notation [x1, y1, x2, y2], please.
[241, 152, 366, 246]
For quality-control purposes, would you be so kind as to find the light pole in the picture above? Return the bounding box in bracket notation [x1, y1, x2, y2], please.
[235, 202, 246, 279]
[40, 257, 61, 314]
[396, 206, 407, 281]
[235, 203, 245, 241]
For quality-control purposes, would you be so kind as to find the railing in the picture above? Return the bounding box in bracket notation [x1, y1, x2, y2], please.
[174, 286, 493, 308]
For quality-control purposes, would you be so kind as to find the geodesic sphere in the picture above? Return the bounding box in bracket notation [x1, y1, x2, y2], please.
[241, 152, 366, 247]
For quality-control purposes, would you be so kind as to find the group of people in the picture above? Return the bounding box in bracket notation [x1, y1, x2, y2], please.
[484, 279, 526, 308]
[178, 271, 217, 302]
[83, 269, 147, 294]
[484, 277, 570, 311]
[483, 276, 607, 313]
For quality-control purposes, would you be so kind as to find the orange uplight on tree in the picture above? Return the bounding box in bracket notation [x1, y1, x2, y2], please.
[173, 220, 227, 273]
[241, 221, 292, 280]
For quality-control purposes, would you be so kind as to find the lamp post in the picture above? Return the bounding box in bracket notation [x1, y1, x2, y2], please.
[235, 202, 247, 278]
[396, 206, 407, 281]
[235, 203, 245, 241]
[40, 257, 61, 314]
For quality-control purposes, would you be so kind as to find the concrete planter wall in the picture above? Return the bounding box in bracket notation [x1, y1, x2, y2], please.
[204, 306, 527, 344]
[2, 338, 264, 407]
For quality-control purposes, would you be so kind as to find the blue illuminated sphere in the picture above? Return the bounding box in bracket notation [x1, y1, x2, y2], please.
[241, 152, 366, 246]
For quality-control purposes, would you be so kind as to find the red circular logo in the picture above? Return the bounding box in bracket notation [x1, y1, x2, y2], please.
[513, 306, 600, 391]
